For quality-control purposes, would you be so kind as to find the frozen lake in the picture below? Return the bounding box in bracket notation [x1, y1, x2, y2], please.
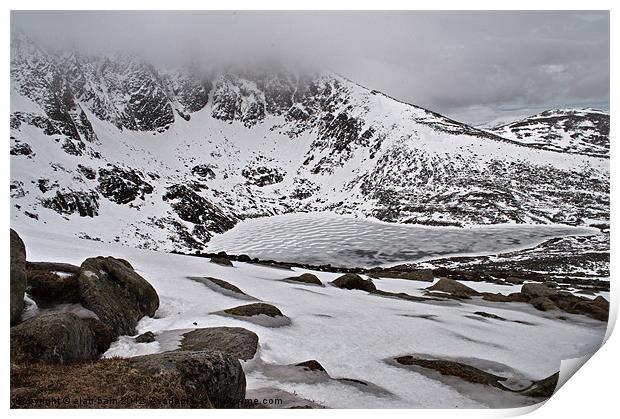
[206, 213, 598, 267]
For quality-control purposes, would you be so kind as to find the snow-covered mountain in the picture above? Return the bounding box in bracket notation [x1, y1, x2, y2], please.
[10, 31, 610, 253]
[489, 108, 609, 158]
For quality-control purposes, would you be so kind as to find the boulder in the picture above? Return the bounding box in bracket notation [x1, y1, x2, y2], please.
[11, 313, 99, 364]
[78, 256, 159, 337]
[530, 297, 556, 312]
[400, 269, 434, 282]
[201, 277, 245, 295]
[83, 318, 116, 353]
[550, 294, 609, 321]
[26, 261, 81, 275]
[504, 276, 525, 285]
[295, 360, 327, 372]
[394, 356, 507, 389]
[10, 229, 27, 325]
[283, 273, 323, 286]
[135, 331, 156, 343]
[180, 327, 259, 361]
[521, 283, 554, 299]
[331, 273, 376, 292]
[26, 269, 80, 307]
[369, 268, 433, 281]
[128, 351, 246, 408]
[426, 278, 480, 298]
[521, 372, 559, 398]
[188, 276, 256, 301]
[237, 254, 252, 263]
[224, 303, 283, 318]
[482, 292, 527, 303]
[218, 303, 291, 327]
[210, 256, 233, 267]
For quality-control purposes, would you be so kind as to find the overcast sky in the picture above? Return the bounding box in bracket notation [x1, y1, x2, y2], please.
[11, 11, 610, 126]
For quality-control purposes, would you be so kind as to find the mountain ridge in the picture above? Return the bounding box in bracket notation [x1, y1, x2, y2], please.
[10, 32, 610, 252]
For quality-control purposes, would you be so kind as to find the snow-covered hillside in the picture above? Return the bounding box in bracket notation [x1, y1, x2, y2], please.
[490, 108, 609, 158]
[10, 31, 610, 253]
[17, 226, 607, 408]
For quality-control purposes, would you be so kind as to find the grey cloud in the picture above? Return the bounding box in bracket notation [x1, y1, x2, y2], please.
[11, 10, 609, 125]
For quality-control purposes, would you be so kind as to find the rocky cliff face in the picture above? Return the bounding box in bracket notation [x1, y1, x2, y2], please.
[10, 31, 610, 252]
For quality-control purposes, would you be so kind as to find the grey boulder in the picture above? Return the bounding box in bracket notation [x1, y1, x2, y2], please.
[10, 229, 27, 325]
[180, 327, 259, 361]
[78, 256, 159, 337]
[128, 350, 246, 408]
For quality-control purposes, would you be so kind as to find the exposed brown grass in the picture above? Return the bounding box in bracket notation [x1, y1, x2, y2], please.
[11, 358, 211, 409]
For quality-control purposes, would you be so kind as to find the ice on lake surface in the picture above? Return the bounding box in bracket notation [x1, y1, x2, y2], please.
[207, 213, 597, 267]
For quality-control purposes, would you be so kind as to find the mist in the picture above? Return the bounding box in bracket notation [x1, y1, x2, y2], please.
[11, 10, 609, 125]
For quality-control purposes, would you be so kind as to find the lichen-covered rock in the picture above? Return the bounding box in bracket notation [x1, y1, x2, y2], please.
[295, 360, 327, 372]
[135, 331, 156, 343]
[401, 269, 434, 282]
[548, 294, 609, 321]
[128, 351, 246, 408]
[224, 303, 283, 318]
[218, 303, 291, 327]
[180, 327, 259, 361]
[369, 268, 434, 282]
[283, 273, 323, 286]
[26, 269, 81, 307]
[426, 278, 480, 298]
[210, 256, 233, 267]
[78, 256, 159, 336]
[26, 261, 81, 275]
[394, 355, 509, 389]
[10, 313, 98, 364]
[190, 277, 251, 298]
[530, 296, 557, 312]
[10, 229, 27, 325]
[331, 273, 376, 292]
[521, 283, 555, 299]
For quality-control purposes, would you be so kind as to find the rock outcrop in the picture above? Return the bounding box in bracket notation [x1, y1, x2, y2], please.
[370, 268, 434, 282]
[283, 273, 323, 286]
[11, 313, 100, 364]
[210, 256, 233, 267]
[217, 303, 291, 327]
[128, 351, 246, 408]
[393, 355, 558, 399]
[135, 331, 156, 343]
[10, 229, 27, 325]
[180, 327, 259, 361]
[78, 256, 160, 336]
[331, 273, 376, 292]
[26, 268, 81, 307]
[426, 278, 481, 298]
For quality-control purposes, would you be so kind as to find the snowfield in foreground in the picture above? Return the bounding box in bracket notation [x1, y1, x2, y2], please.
[16, 224, 607, 408]
[207, 212, 597, 267]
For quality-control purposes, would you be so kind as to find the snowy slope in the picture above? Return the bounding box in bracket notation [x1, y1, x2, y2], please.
[10, 31, 610, 253]
[17, 225, 607, 408]
[490, 108, 609, 158]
